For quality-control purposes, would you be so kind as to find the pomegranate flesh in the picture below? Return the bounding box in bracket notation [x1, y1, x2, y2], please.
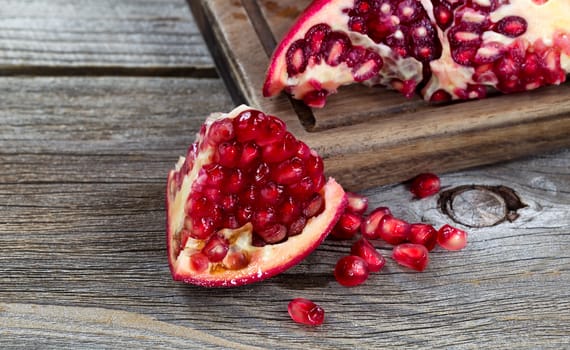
[288, 298, 325, 326]
[437, 224, 468, 251]
[264, 0, 570, 105]
[392, 243, 430, 271]
[410, 173, 441, 198]
[166, 105, 346, 287]
[334, 255, 370, 286]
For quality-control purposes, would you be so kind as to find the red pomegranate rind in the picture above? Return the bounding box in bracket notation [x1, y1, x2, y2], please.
[264, 0, 570, 105]
[166, 105, 347, 287]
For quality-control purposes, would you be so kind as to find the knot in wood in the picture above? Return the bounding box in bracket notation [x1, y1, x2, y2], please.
[438, 185, 526, 228]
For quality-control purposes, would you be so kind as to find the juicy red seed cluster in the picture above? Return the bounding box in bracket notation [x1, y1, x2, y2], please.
[440, 1, 566, 93]
[332, 173, 468, 281]
[286, 23, 383, 83]
[288, 298, 325, 326]
[184, 110, 326, 253]
[347, 0, 442, 63]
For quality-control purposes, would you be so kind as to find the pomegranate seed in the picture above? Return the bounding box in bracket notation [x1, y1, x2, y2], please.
[239, 142, 260, 169]
[377, 214, 411, 245]
[202, 235, 230, 262]
[345, 192, 368, 215]
[225, 251, 249, 270]
[273, 157, 305, 185]
[205, 164, 225, 187]
[351, 238, 386, 272]
[256, 115, 286, 146]
[392, 243, 429, 271]
[216, 141, 241, 168]
[288, 216, 307, 236]
[254, 162, 271, 185]
[257, 224, 288, 243]
[494, 16, 527, 38]
[361, 206, 391, 239]
[236, 205, 253, 225]
[334, 255, 369, 287]
[330, 212, 362, 240]
[410, 173, 441, 198]
[278, 197, 302, 225]
[437, 224, 468, 251]
[262, 132, 298, 163]
[207, 118, 234, 144]
[288, 298, 325, 326]
[189, 252, 209, 273]
[260, 181, 284, 206]
[303, 193, 324, 218]
[224, 168, 246, 193]
[252, 207, 277, 231]
[233, 110, 264, 142]
[190, 217, 215, 240]
[289, 176, 315, 200]
[409, 223, 437, 251]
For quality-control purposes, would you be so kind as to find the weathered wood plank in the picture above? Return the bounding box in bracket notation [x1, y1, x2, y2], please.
[0, 0, 213, 71]
[0, 77, 568, 348]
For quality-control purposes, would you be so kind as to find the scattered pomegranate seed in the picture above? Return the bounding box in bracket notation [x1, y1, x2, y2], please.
[288, 298, 325, 326]
[437, 224, 468, 251]
[334, 255, 369, 287]
[345, 192, 369, 215]
[330, 212, 362, 240]
[377, 214, 411, 245]
[350, 238, 386, 272]
[409, 223, 437, 251]
[392, 243, 429, 272]
[409, 173, 441, 198]
[360, 206, 391, 240]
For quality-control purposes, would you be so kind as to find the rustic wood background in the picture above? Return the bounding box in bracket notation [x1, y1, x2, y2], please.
[0, 1, 568, 349]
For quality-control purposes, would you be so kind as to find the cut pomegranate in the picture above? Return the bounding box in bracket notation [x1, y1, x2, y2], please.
[360, 206, 391, 240]
[409, 223, 437, 251]
[392, 243, 429, 271]
[377, 214, 411, 245]
[288, 298, 325, 326]
[345, 192, 369, 215]
[437, 224, 468, 251]
[264, 0, 570, 105]
[351, 238, 386, 272]
[334, 255, 370, 287]
[410, 173, 441, 198]
[330, 212, 362, 240]
[166, 105, 346, 287]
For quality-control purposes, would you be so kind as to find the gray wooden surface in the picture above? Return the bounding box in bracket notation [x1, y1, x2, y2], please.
[0, 1, 569, 349]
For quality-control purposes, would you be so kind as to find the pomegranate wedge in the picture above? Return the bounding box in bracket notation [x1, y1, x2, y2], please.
[263, 0, 570, 106]
[166, 105, 346, 287]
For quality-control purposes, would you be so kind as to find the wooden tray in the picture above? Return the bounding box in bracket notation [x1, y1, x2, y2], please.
[189, 0, 570, 190]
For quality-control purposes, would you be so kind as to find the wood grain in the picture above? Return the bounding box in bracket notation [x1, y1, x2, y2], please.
[0, 0, 214, 74]
[0, 77, 569, 349]
[196, 0, 570, 190]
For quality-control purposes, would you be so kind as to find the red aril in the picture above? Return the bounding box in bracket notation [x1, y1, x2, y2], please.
[377, 214, 411, 245]
[409, 223, 437, 251]
[410, 173, 441, 198]
[392, 243, 430, 271]
[288, 298, 325, 326]
[360, 206, 391, 240]
[264, 0, 570, 105]
[166, 105, 347, 287]
[437, 224, 468, 251]
[330, 212, 362, 240]
[351, 238, 386, 272]
[334, 255, 370, 287]
[345, 192, 369, 215]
